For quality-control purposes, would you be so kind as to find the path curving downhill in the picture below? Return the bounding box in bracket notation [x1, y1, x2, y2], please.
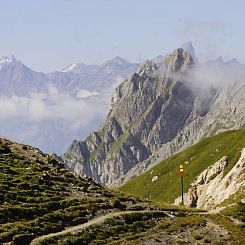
[30, 210, 166, 245]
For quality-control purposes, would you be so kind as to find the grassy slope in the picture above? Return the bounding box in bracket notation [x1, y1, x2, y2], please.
[0, 138, 148, 243]
[120, 129, 245, 203]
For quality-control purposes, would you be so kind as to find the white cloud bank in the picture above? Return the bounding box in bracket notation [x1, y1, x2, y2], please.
[184, 62, 245, 92]
[0, 87, 112, 154]
[0, 90, 108, 130]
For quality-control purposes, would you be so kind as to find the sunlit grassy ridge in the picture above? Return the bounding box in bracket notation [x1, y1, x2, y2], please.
[120, 129, 245, 203]
[0, 138, 147, 243]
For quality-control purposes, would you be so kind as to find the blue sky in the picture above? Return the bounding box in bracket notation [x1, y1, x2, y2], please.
[0, 0, 244, 72]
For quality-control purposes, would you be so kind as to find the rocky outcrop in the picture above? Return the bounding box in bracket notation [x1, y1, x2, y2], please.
[63, 44, 245, 187]
[174, 148, 245, 209]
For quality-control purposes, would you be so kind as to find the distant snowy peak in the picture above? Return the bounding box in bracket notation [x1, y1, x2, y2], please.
[181, 41, 198, 63]
[60, 63, 87, 73]
[0, 56, 12, 65]
[0, 55, 17, 70]
[60, 57, 131, 74]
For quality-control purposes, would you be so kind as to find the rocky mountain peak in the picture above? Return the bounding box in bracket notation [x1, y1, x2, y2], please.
[136, 60, 158, 77]
[181, 41, 198, 63]
[162, 48, 194, 73]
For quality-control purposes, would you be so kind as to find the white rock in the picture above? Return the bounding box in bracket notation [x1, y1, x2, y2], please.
[152, 175, 158, 182]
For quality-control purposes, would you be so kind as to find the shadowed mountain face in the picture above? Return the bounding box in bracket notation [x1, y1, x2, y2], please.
[63, 46, 245, 187]
[0, 56, 139, 154]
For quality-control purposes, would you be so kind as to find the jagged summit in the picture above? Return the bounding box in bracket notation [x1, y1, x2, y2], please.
[151, 42, 196, 75]
[181, 40, 198, 63]
[136, 60, 158, 77]
[0, 55, 17, 70]
[162, 48, 194, 72]
[151, 41, 196, 66]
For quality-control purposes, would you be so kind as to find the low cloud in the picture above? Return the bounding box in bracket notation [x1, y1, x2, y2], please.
[0, 90, 108, 131]
[0, 86, 113, 154]
[184, 62, 245, 92]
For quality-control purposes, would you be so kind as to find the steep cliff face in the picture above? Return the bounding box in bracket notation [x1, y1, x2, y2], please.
[63, 45, 245, 187]
[174, 148, 245, 209]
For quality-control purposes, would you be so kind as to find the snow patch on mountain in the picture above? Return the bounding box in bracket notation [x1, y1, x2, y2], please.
[76, 89, 99, 99]
[60, 63, 87, 73]
[0, 55, 17, 70]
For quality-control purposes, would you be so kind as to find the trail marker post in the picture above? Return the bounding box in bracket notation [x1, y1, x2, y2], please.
[179, 164, 184, 205]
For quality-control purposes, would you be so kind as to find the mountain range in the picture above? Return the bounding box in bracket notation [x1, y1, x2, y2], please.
[0, 56, 139, 153]
[0, 55, 139, 96]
